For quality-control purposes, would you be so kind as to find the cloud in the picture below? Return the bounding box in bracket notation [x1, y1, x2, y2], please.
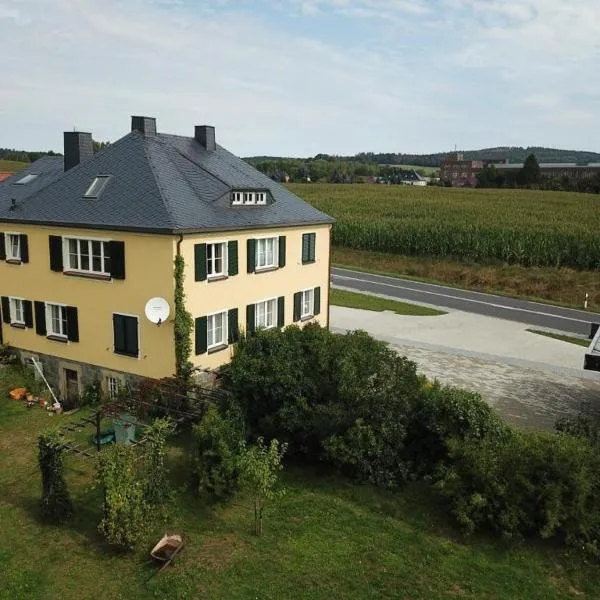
[0, 0, 599, 154]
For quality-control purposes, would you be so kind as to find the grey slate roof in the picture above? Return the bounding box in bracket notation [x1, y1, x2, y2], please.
[0, 130, 334, 233]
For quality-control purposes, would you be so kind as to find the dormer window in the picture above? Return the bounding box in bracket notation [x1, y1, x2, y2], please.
[84, 175, 110, 199]
[14, 174, 38, 185]
[231, 190, 267, 206]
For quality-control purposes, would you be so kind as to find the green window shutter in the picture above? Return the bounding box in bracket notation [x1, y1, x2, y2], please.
[34, 301, 46, 336]
[23, 301, 33, 328]
[48, 236, 63, 272]
[246, 303, 255, 335]
[228, 308, 239, 343]
[247, 239, 256, 273]
[109, 241, 126, 279]
[277, 296, 285, 328]
[278, 236, 286, 268]
[0, 233, 5, 261]
[314, 287, 321, 316]
[195, 316, 208, 355]
[194, 244, 207, 281]
[228, 241, 238, 276]
[66, 306, 79, 342]
[125, 316, 139, 356]
[293, 292, 301, 322]
[310, 233, 316, 262]
[20, 235, 29, 263]
[113, 314, 125, 354]
[1, 297, 10, 324]
[301, 234, 308, 264]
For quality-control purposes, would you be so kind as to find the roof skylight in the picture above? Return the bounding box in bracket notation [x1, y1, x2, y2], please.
[15, 174, 38, 185]
[84, 175, 110, 198]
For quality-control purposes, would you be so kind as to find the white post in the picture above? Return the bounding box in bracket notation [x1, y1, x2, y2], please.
[29, 357, 61, 408]
[584, 292, 589, 310]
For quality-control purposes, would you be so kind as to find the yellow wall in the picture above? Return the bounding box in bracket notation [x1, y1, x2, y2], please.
[181, 224, 332, 371]
[0, 224, 176, 378]
[0, 222, 332, 379]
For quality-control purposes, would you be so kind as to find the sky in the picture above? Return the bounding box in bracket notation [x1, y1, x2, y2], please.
[1, 0, 600, 157]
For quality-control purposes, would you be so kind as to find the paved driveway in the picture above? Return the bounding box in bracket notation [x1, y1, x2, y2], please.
[331, 305, 600, 430]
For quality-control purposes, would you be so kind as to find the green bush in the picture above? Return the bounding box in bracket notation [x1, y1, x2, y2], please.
[194, 404, 245, 499]
[38, 431, 73, 522]
[435, 430, 600, 555]
[222, 325, 421, 464]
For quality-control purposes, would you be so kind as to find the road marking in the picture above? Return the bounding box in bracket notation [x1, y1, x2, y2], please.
[332, 274, 592, 325]
[332, 267, 594, 319]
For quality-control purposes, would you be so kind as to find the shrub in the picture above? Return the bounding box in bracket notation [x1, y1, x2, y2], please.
[435, 429, 600, 555]
[194, 404, 245, 499]
[403, 382, 508, 477]
[97, 444, 149, 551]
[38, 431, 73, 522]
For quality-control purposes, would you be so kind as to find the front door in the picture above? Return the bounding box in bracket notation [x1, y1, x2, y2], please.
[64, 369, 79, 409]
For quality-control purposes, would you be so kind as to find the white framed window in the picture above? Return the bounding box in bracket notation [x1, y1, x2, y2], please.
[301, 289, 314, 318]
[46, 303, 68, 338]
[207, 311, 228, 349]
[256, 237, 278, 270]
[9, 297, 24, 324]
[106, 376, 120, 399]
[207, 242, 227, 278]
[5, 233, 21, 261]
[65, 237, 110, 275]
[232, 190, 267, 205]
[84, 176, 110, 198]
[255, 298, 277, 329]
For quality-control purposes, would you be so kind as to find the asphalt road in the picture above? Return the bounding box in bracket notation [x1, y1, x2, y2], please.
[332, 267, 599, 337]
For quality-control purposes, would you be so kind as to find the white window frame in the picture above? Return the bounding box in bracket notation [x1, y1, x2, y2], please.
[84, 175, 110, 198]
[106, 376, 120, 399]
[63, 235, 111, 276]
[255, 236, 278, 270]
[9, 297, 25, 325]
[255, 297, 277, 330]
[206, 241, 228, 279]
[207, 310, 228, 349]
[45, 302, 68, 339]
[300, 288, 314, 318]
[5, 232, 21, 261]
[232, 190, 267, 206]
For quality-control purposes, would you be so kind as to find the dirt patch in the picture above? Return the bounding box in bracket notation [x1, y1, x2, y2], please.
[197, 533, 247, 571]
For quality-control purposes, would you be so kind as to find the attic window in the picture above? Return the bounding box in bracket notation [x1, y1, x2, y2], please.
[231, 191, 267, 206]
[84, 176, 110, 198]
[15, 174, 38, 185]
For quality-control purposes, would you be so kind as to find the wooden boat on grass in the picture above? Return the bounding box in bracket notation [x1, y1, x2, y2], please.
[150, 533, 184, 572]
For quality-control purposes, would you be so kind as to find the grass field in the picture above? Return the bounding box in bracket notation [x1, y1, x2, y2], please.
[0, 159, 28, 172]
[527, 329, 591, 348]
[290, 184, 600, 271]
[3, 365, 600, 599]
[331, 288, 444, 316]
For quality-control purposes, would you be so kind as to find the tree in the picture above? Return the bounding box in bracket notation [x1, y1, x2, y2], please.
[239, 437, 287, 535]
[517, 153, 541, 187]
[38, 431, 73, 522]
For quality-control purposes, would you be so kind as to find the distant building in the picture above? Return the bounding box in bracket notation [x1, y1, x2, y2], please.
[495, 162, 600, 181]
[0, 173, 12, 183]
[440, 153, 483, 187]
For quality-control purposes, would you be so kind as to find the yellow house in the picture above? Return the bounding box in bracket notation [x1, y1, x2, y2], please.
[0, 116, 333, 403]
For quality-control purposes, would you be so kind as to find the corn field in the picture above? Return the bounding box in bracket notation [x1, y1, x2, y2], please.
[289, 184, 600, 270]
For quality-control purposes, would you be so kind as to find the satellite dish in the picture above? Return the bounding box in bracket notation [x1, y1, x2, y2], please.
[145, 297, 170, 325]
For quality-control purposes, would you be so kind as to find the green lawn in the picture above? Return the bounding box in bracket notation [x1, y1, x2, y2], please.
[331, 287, 445, 316]
[0, 159, 28, 172]
[527, 329, 591, 348]
[1, 365, 599, 600]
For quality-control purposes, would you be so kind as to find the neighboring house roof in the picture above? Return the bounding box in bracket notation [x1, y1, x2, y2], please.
[0, 126, 334, 234]
[0, 173, 13, 182]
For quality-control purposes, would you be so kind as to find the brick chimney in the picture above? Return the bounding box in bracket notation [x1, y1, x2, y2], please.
[64, 131, 94, 172]
[131, 116, 157, 136]
[195, 125, 216, 151]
